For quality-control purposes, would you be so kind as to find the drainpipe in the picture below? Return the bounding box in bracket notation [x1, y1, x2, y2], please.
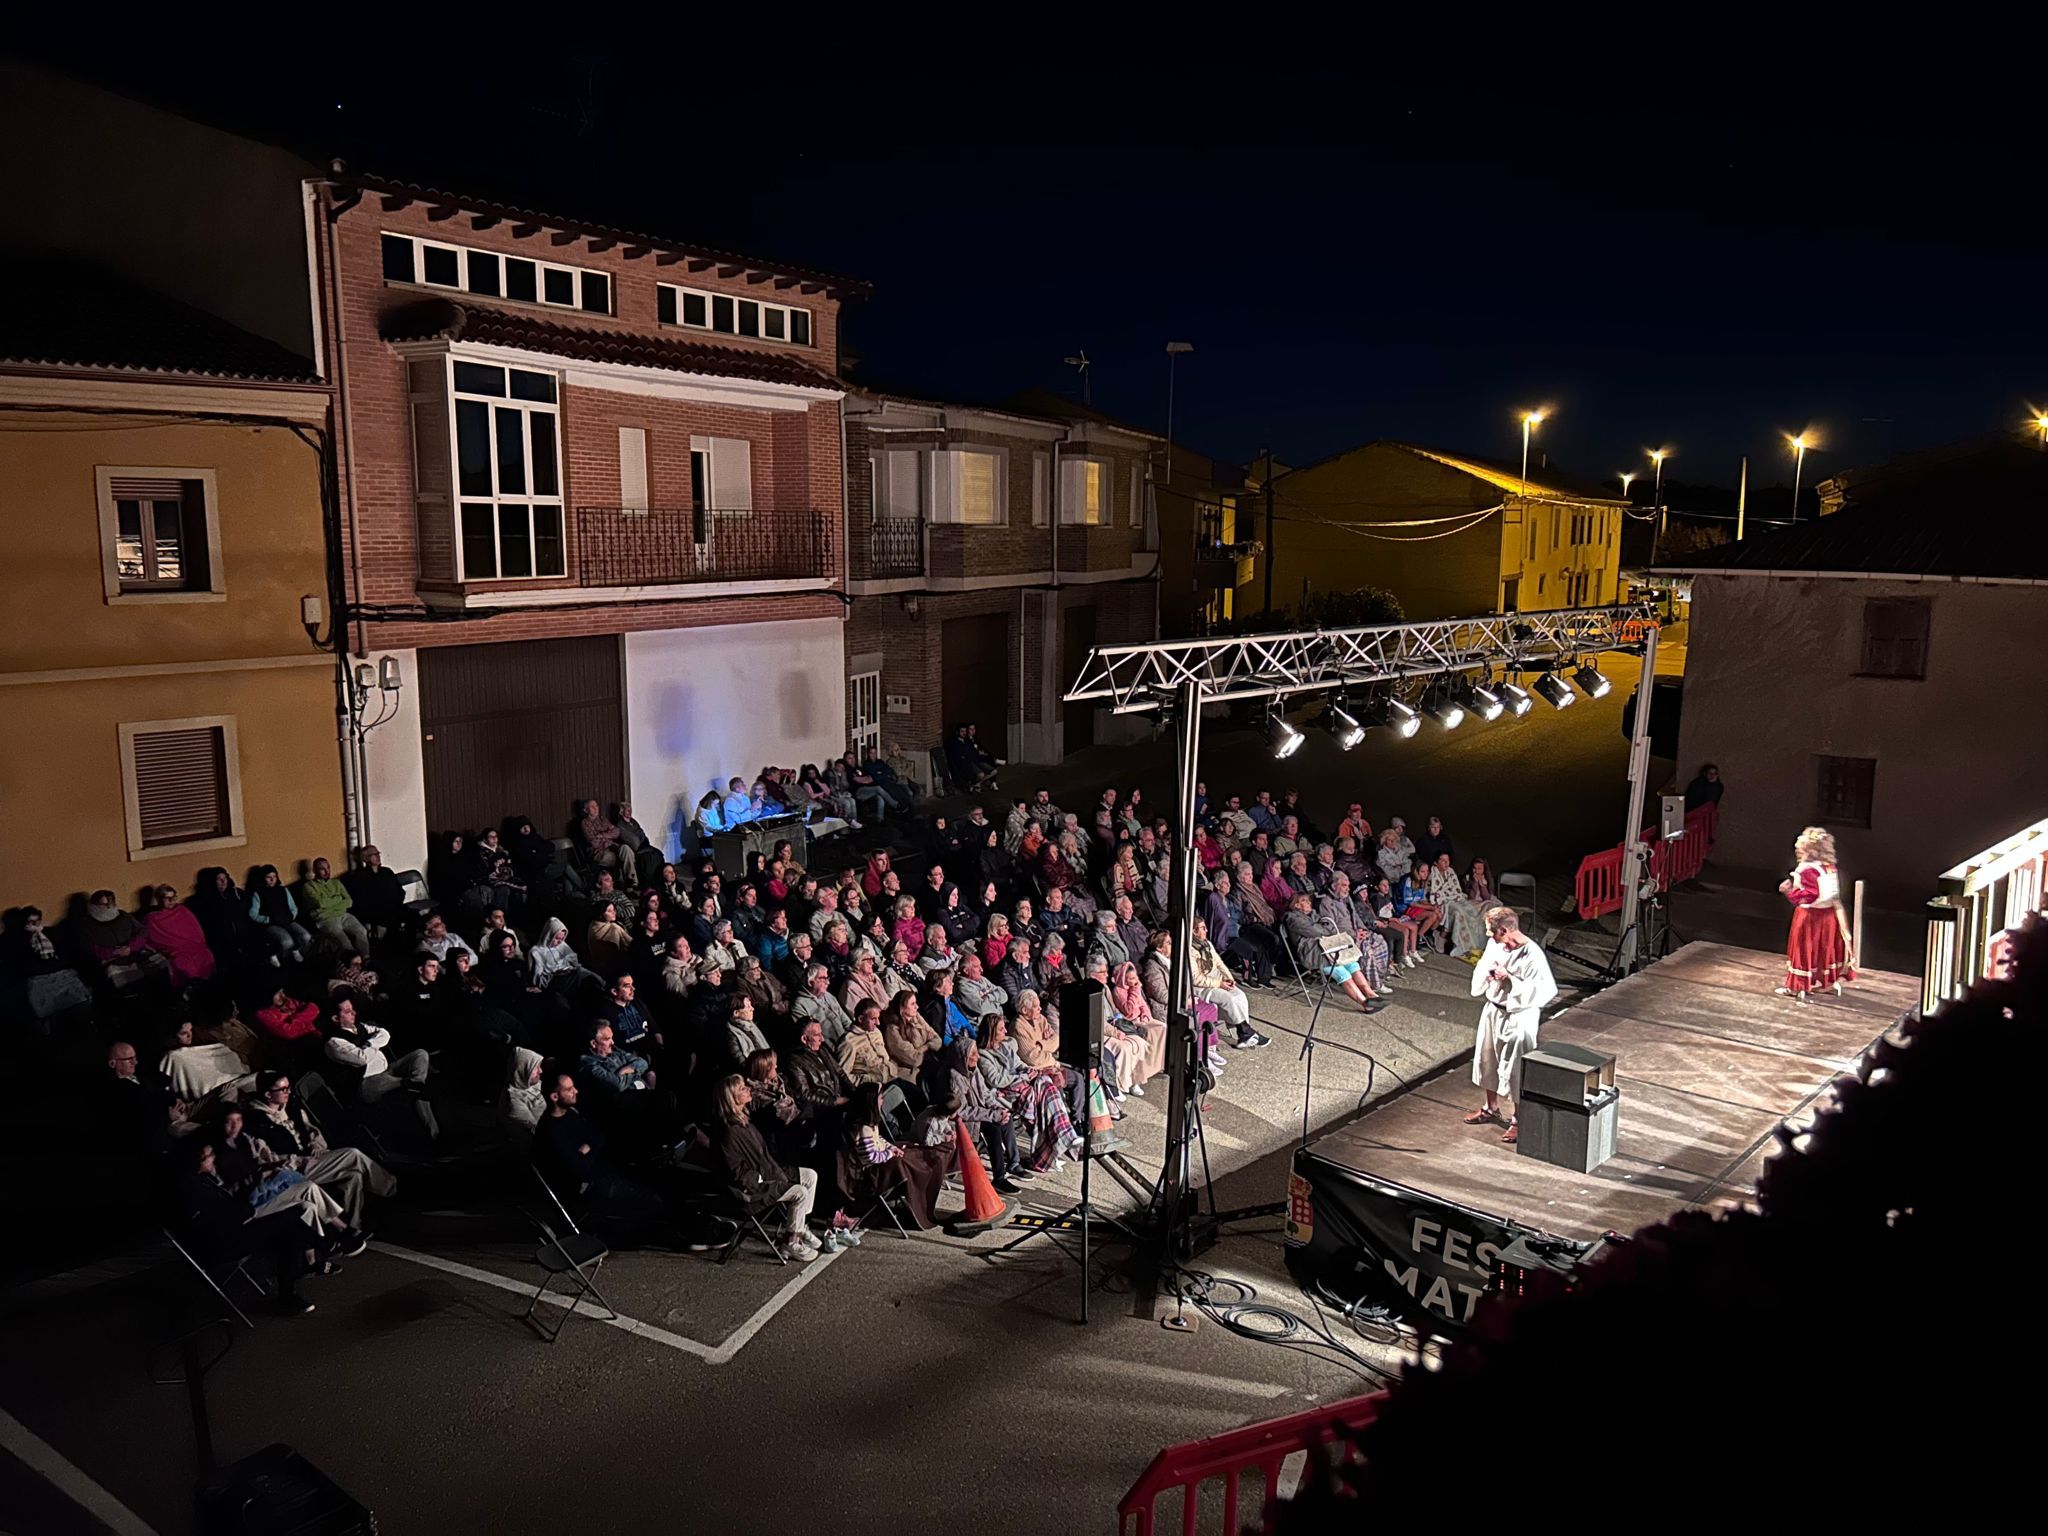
[316, 174, 372, 849]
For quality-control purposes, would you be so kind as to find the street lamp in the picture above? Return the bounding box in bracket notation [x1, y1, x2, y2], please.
[1647, 447, 1671, 505]
[2034, 412, 2048, 448]
[1787, 431, 1816, 520]
[1619, 471, 1636, 501]
[1164, 342, 1194, 484]
[1519, 410, 1547, 493]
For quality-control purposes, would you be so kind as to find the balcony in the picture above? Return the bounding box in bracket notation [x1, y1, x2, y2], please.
[850, 516, 926, 581]
[574, 506, 831, 587]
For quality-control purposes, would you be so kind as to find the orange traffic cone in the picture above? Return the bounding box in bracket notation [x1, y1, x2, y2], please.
[946, 1117, 1011, 1235]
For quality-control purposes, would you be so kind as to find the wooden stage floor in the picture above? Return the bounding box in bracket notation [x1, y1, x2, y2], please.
[1309, 941, 1921, 1243]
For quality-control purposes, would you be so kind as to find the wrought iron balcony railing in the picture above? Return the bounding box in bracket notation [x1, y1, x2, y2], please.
[574, 506, 831, 587]
[850, 516, 925, 580]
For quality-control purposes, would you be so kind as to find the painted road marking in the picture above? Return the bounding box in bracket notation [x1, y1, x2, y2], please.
[0, 1406, 160, 1535]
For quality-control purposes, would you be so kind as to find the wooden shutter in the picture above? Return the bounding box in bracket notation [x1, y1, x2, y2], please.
[108, 475, 191, 500]
[712, 437, 753, 511]
[618, 427, 649, 512]
[132, 726, 230, 846]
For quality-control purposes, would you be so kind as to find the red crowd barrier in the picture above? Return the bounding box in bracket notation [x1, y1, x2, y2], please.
[1118, 1392, 1387, 1535]
[1574, 802, 1718, 920]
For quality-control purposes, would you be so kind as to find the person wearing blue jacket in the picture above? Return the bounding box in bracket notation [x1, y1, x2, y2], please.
[248, 864, 312, 965]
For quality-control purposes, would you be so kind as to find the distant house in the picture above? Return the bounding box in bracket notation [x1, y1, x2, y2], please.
[1653, 434, 2048, 902]
[1246, 441, 1626, 622]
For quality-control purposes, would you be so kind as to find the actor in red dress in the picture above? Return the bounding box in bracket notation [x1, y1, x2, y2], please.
[1777, 826, 1855, 1000]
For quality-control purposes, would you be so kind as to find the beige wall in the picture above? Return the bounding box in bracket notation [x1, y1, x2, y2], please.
[1, 665, 345, 917]
[1674, 574, 2048, 904]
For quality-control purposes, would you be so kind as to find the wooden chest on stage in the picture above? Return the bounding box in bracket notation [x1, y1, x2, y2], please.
[1519, 1044, 1619, 1174]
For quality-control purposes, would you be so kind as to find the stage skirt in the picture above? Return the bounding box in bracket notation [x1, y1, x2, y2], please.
[1785, 905, 1853, 994]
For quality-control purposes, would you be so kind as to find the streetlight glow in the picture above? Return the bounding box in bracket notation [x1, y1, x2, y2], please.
[1619, 471, 1636, 497]
[1786, 429, 1818, 520]
[1518, 406, 1550, 493]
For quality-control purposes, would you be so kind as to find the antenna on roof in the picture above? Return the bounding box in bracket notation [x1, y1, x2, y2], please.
[1063, 352, 1092, 407]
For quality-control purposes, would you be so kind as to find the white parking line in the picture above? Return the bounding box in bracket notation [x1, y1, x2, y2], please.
[0, 1406, 160, 1535]
[372, 1240, 839, 1365]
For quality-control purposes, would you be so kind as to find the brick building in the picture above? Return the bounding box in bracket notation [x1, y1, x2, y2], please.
[843, 392, 1160, 771]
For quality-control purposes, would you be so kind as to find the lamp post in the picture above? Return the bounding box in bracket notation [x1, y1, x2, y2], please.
[1164, 342, 1193, 484]
[1647, 448, 1671, 563]
[1519, 410, 1546, 493]
[2034, 413, 2048, 449]
[1619, 471, 1636, 501]
[1787, 432, 1813, 520]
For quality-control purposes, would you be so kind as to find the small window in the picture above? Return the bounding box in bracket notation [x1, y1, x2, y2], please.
[657, 286, 677, 325]
[422, 244, 460, 286]
[580, 271, 611, 314]
[466, 250, 501, 297]
[120, 717, 242, 857]
[738, 300, 761, 337]
[683, 290, 708, 327]
[505, 257, 538, 302]
[508, 368, 557, 404]
[763, 307, 786, 340]
[952, 450, 1003, 525]
[461, 504, 499, 577]
[711, 295, 735, 333]
[454, 361, 506, 397]
[1859, 598, 1930, 679]
[382, 233, 416, 283]
[97, 469, 221, 602]
[790, 309, 811, 346]
[544, 267, 576, 306]
[1815, 755, 1877, 829]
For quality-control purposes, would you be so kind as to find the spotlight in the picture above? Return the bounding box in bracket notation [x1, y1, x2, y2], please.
[1267, 711, 1305, 759]
[1571, 662, 1612, 699]
[1534, 673, 1576, 710]
[1460, 679, 1504, 722]
[1367, 697, 1421, 738]
[1320, 700, 1365, 751]
[1422, 682, 1465, 730]
[1498, 682, 1533, 717]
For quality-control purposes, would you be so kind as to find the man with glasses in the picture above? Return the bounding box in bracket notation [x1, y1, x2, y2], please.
[241, 1069, 396, 1231]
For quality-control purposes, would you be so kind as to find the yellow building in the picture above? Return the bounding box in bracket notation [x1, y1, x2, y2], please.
[0, 260, 345, 917]
[1247, 441, 1627, 621]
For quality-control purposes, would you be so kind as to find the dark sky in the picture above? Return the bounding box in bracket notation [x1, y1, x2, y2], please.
[19, 26, 2046, 494]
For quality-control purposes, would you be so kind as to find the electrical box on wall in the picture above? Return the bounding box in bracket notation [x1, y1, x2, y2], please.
[885, 694, 912, 715]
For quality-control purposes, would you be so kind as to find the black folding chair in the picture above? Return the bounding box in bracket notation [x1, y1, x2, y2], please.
[712, 1189, 795, 1267]
[162, 1226, 265, 1330]
[517, 1209, 619, 1342]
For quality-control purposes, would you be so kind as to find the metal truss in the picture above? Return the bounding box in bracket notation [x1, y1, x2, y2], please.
[1064, 602, 1660, 713]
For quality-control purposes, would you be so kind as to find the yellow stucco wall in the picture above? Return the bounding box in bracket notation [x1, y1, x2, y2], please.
[0, 408, 344, 914]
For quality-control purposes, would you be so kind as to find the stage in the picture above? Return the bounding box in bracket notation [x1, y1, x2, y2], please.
[1282, 941, 1920, 1330]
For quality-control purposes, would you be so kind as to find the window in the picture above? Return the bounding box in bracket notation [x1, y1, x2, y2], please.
[1060, 458, 1108, 525]
[873, 451, 923, 521]
[119, 717, 243, 858]
[1130, 463, 1143, 528]
[1859, 598, 1930, 679]
[1032, 453, 1049, 527]
[95, 469, 223, 602]
[381, 231, 612, 315]
[658, 283, 813, 346]
[452, 361, 567, 580]
[618, 427, 649, 513]
[689, 434, 754, 512]
[934, 449, 1004, 525]
[1814, 755, 1877, 829]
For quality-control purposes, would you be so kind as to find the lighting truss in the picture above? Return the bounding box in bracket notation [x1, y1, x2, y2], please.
[1065, 602, 1659, 715]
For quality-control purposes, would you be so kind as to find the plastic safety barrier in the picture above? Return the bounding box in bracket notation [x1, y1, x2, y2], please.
[1118, 1392, 1387, 1535]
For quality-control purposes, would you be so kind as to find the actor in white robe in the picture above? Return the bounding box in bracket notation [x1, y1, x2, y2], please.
[1465, 907, 1557, 1144]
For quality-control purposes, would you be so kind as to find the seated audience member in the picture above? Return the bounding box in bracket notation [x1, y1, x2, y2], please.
[921, 970, 973, 1049]
[979, 913, 1014, 976]
[841, 1080, 954, 1231]
[777, 931, 816, 997]
[160, 1017, 247, 1104]
[720, 777, 755, 829]
[502, 1048, 546, 1142]
[792, 963, 853, 1048]
[735, 953, 789, 1029]
[99, 1039, 180, 1153]
[1272, 815, 1306, 860]
[584, 870, 638, 932]
[577, 797, 630, 875]
[1113, 895, 1150, 964]
[1282, 891, 1383, 1012]
[1369, 874, 1421, 966]
[1190, 916, 1270, 1049]
[916, 923, 955, 977]
[189, 868, 252, 969]
[418, 913, 478, 967]
[612, 799, 664, 889]
[1412, 814, 1453, 870]
[1033, 932, 1077, 998]
[1336, 804, 1373, 846]
[212, 1103, 360, 1246]
[1106, 961, 1168, 1086]
[881, 992, 942, 1081]
[944, 724, 999, 792]
[996, 937, 1036, 1009]
[1084, 907, 1129, 973]
[1333, 835, 1376, 891]
[1140, 932, 1225, 1072]
[506, 816, 563, 887]
[329, 949, 385, 1003]
[727, 990, 774, 1069]
[784, 1017, 853, 1125]
[1466, 857, 1497, 907]
[716, 1075, 824, 1261]
[1430, 852, 1487, 958]
[883, 741, 924, 800]
[1374, 828, 1412, 887]
[143, 885, 216, 987]
[934, 1036, 1020, 1193]
[1009, 989, 1062, 1073]
[703, 918, 746, 977]
[1396, 860, 1443, 950]
[954, 951, 1009, 1022]
[692, 791, 726, 840]
[598, 973, 655, 1050]
[83, 888, 168, 988]
[1318, 872, 1394, 994]
[755, 907, 795, 970]
[343, 845, 408, 939]
[835, 999, 891, 1086]
[255, 984, 323, 1050]
[1203, 870, 1274, 986]
[840, 950, 892, 1016]
[580, 1023, 654, 1096]
[173, 1139, 323, 1316]
[243, 1068, 396, 1227]
[683, 958, 733, 1047]
[300, 858, 371, 954]
[247, 867, 314, 967]
[322, 995, 439, 1143]
[742, 1048, 807, 1153]
[533, 1073, 671, 1245]
[584, 902, 633, 980]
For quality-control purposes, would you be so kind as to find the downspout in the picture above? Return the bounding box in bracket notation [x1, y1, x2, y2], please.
[318, 175, 372, 847]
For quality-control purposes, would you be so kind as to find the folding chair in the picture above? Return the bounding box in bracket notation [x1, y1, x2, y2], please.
[518, 1209, 619, 1342]
[1274, 933, 1332, 1008]
[162, 1226, 265, 1330]
[878, 1080, 925, 1143]
[849, 1180, 915, 1241]
[713, 1193, 794, 1267]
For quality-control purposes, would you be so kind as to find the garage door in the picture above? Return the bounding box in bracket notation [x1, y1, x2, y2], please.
[1061, 604, 1097, 753]
[941, 612, 1011, 760]
[418, 634, 624, 840]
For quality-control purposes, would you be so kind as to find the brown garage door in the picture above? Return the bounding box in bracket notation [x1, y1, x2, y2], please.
[941, 612, 1011, 760]
[1062, 604, 1097, 753]
[418, 634, 624, 840]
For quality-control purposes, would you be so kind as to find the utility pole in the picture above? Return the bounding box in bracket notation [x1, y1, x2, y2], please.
[1736, 456, 1748, 540]
[1261, 447, 1275, 617]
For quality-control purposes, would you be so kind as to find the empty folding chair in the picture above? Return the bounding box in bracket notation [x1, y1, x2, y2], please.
[518, 1209, 619, 1343]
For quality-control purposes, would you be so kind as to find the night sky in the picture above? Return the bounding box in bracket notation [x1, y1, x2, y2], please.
[19, 28, 2044, 497]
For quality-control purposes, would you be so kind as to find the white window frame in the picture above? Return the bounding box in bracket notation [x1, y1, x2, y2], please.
[657, 282, 813, 347]
[118, 714, 245, 860]
[1060, 456, 1110, 526]
[872, 449, 924, 522]
[849, 670, 883, 758]
[1031, 452, 1049, 527]
[689, 434, 755, 516]
[933, 448, 1007, 527]
[95, 466, 226, 605]
[449, 358, 569, 582]
[1129, 462, 1143, 528]
[618, 426, 649, 513]
[382, 231, 612, 316]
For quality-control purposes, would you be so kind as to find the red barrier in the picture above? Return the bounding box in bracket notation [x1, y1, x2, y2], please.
[1574, 803, 1718, 920]
[1118, 1392, 1387, 1535]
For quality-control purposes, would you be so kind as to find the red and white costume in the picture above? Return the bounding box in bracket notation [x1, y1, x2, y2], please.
[1782, 860, 1853, 994]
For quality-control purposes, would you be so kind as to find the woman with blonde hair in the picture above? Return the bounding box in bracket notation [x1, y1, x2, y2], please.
[1777, 826, 1854, 1000]
[979, 912, 1013, 975]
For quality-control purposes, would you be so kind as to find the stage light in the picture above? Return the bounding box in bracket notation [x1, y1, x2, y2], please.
[1422, 682, 1465, 730]
[1320, 700, 1366, 750]
[1571, 662, 1612, 699]
[1367, 697, 1421, 737]
[1499, 682, 1533, 717]
[1267, 711, 1305, 759]
[1534, 673, 1576, 709]
[1460, 679, 1504, 721]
